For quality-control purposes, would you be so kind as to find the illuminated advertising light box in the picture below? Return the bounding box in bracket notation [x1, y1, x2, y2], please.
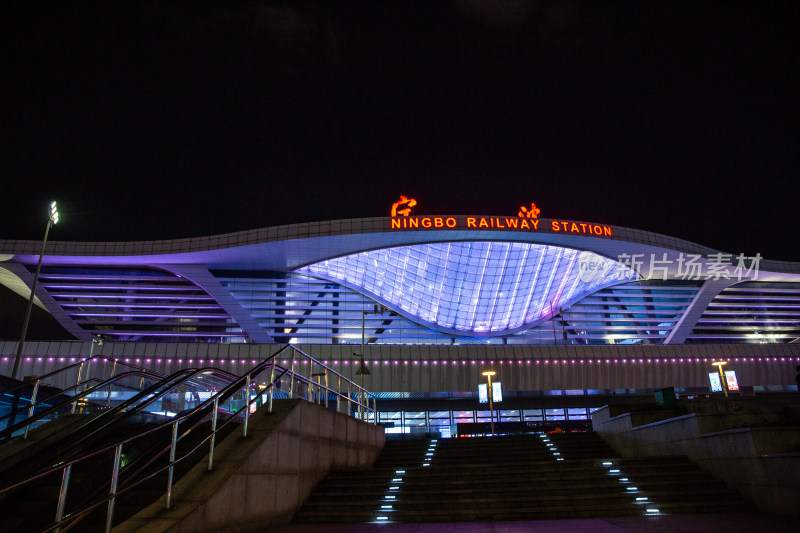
[708, 372, 723, 392]
[492, 381, 503, 403]
[724, 370, 740, 391]
[478, 383, 488, 403]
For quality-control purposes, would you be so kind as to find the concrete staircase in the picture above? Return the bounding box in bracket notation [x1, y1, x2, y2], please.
[294, 432, 749, 523]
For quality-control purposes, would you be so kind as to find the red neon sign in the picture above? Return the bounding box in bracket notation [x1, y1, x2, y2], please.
[518, 203, 541, 218]
[390, 216, 612, 237]
[386, 197, 612, 237]
[391, 195, 417, 217]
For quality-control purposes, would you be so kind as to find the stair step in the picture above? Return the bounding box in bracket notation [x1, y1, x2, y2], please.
[293, 432, 751, 524]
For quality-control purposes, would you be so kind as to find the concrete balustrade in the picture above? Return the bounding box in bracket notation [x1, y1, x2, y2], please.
[116, 399, 385, 532]
[592, 403, 800, 517]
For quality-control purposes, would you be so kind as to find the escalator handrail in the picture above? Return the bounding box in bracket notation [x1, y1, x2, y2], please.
[0, 366, 241, 491]
[0, 345, 378, 532]
[0, 354, 168, 426]
[0, 373, 144, 428]
[125, 345, 378, 484]
[31, 363, 291, 532]
[50, 360, 272, 471]
[0, 369, 164, 441]
[0, 361, 277, 497]
[0, 378, 101, 427]
[41, 367, 239, 464]
[0, 346, 293, 494]
[0, 354, 160, 398]
[76, 347, 375, 503]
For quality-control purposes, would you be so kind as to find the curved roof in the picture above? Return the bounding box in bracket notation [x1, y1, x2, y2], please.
[2, 216, 800, 344]
[2, 215, 798, 275]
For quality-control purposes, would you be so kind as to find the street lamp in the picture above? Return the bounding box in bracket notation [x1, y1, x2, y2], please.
[354, 304, 387, 420]
[548, 300, 558, 345]
[354, 352, 370, 420]
[482, 370, 496, 436]
[11, 201, 59, 380]
[711, 360, 728, 398]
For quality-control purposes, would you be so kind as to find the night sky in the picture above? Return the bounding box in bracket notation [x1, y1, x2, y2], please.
[2, 1, 798, 263]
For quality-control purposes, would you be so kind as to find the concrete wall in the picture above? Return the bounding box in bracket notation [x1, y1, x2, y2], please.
[3, 340, 799, 393]
[593, 407, 800, 517]
[117, 399, 385, 532]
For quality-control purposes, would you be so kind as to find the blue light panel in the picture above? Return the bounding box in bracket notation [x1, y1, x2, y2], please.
[297, 242, 636, 335]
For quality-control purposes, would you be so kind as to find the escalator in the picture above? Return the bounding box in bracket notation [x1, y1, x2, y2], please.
[0, 344, 364, 532]
[0, 367, 244, 532]
[0, 369, 168, 478]
[0, 355, 167, 442]
[1, 374, 75, 432]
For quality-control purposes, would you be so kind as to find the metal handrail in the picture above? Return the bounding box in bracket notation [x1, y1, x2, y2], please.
[0, 354, 167, 431]
[2, 363, 241, 444]
[0, 344, 378, 533]
[0, 370, 165, 442]
[45, 367, 240, 466]
[2, 364, 236, 449]
[1, 353, 157, 398]
[0, 368, 238, 490]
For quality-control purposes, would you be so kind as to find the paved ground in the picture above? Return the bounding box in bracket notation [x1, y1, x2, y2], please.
[273, 512, 797, 532]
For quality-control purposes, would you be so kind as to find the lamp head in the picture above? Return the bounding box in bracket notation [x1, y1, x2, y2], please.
[49, 201, 59, 225]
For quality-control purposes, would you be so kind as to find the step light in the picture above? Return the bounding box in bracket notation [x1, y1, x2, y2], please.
[376, 516, 389, 521]
[381, 505, 393, 510]
[389, 486, 400, 490]
[395, 470, 405, 474]
[636, 497, 648, 501]
[609, 469, 621, 474]
[384, 495, 396, 500]
[392, 478, 403, 483]
[626, 486, 638, 491]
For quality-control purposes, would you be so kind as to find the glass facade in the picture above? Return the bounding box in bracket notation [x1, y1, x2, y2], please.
[215, 271, 714, 345]
[378, 406, 599, 437]
[298, 242, 636, 335]
[689, 281, 800, 343]
[16, 241, 800, 346]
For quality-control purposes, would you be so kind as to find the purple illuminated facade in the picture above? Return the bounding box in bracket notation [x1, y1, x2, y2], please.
[2, 216, 800, 346]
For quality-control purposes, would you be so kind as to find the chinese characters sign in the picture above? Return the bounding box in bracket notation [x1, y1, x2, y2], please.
[388, 196, 613, 237]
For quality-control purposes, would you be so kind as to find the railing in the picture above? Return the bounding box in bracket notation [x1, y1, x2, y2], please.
[0, 371, 160, 444]
[1, 354, 166, 439]
[0, 345, 377, 533]
[0, 364, 238, 447]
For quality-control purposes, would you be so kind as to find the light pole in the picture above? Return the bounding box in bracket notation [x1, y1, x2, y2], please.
[11, 201, 59, 380]
[355, 304, 387, 420]
[482, 370, 496, 436]
[354, 352, 370, 420]
[712, 360, 729, 398]
[548, 300, 558, 345]
[83, 335, 103, 392]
